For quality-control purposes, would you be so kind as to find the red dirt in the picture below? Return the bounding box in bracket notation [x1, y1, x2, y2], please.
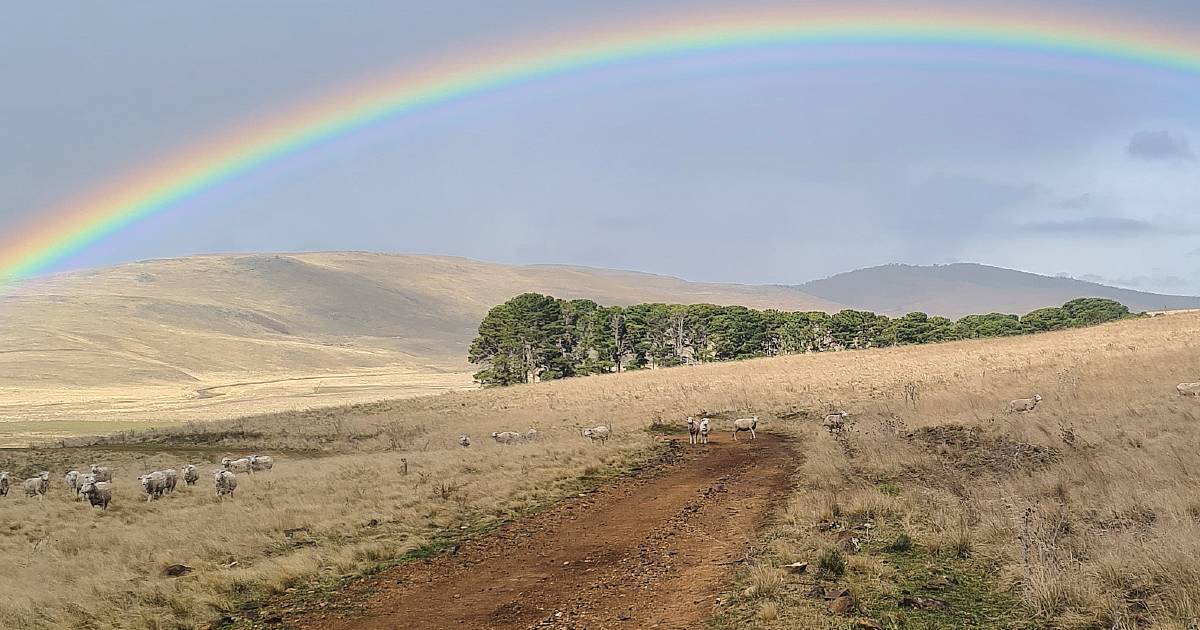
[289, 433, 796, 630]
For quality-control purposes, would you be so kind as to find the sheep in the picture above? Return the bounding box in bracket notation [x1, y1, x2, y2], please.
[248, 455, 274, 472]
[161, 469, 179, 494]
[1177, 382, 1200, 397]
[221, 457, 252, 474]
[458, 435, 471, 448]
[89, 465, 112, 483]
[1007, 394, 1043, 413]
[491, 431, 523, 445]
[732, 416, 758, 441]
[138, 472, 168, 501]
[212, 469, 238, 499]
[23, 472, 50, 499]
[525, 428, 539, 442]
[65, 470, 83, 497]
[822, 412, 849, 433]
[698, 418, 711, 445]
[0, 472, 9, 498]
[687, 417, 700, 445]
[79, 480, 112, 510]
[582, 425, 611, 445]
[182, 464, 199, 486]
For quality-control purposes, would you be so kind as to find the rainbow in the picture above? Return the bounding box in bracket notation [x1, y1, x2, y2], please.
[2, 5, 1198, 287]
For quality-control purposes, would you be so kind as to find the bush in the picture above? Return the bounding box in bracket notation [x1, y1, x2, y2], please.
[888, 532, 913, 552]
[817, 547, 846, 578]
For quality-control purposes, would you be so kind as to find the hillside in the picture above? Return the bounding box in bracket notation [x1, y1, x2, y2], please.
[799, 262, 1200, 318]
[0, 252, 840, 434]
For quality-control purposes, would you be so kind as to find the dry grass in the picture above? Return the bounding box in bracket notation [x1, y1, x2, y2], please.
[1, 311, 1199, 628]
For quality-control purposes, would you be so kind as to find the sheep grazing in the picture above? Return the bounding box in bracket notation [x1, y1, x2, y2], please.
[458, 435, 471, 448]
[698, 418, 711, 444]
[161, 469, 179, 494]
[182, 464, 199, 486]
[732, 416, 758, 441]
[23, 472, 50, 499]
[525, 428, 539, 442]
[248, 455, 274, 472]
[822, 412, 849, 433]
[65, 470, 83, 496]
[79, 480, 112, 510]
[221, 457, 252, 474]
[0, 472, 9, 498]
[1007, 394, 1043, 413]
[89, 465, 112, 483]
[1177, 382, 1200, 397]
[686, 417, 700, 445]
[491, 431, 522, 445]
[212, 469, 238, 499]
[138, 472, 168, 502]
[582, 425, 611, 445]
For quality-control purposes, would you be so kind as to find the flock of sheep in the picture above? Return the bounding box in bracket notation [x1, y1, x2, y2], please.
[459, 425, 613, 448]
[684, 415, 759, 444]
[0, 454, 274, 509]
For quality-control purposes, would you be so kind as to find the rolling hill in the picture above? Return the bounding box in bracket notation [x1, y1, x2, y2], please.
[798, 263, 1200, 318]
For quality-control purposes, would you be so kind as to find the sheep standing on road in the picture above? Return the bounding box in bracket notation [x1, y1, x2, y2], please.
[687, 417, 700, 445]
[213, 469, 238, 499]
[1177, 382, 1200, 396]
[458, 435, 471, 448]
[0, 472, 9, 498]
[182, 464, 199, 486]
[248, 455, 274, 472]
[732, 416, 758, 441]
[23, 472, 50, 499]
[582, 425, 611, 445]
[65, 470, 83, 497]
[221, 457, 252, 474]
[79, 480, 112, 510]
[1007, 394, 1043, 413]
[90, 465, 112, 483]
[491, 431, 523, 445]
[698, 418, 711, 444]
[138, 472, 168, 502]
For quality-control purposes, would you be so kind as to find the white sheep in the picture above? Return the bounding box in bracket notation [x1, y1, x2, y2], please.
[79, 480, 112, 510]
[23, 472, 50, 499]
[686, 417, 700, 445]
[459, 435, 471, 448]
[582, 425, 611, 445]
[732, 416, 758, 441]
[65, 470, 83, 497]
[525, 428, 539, 442]
[138, 472, 168, 501]
[1007, 394, 1043, 413]
[182, 464, 199, 486]
[221, 457, 252, 474]
[698, 418, 711, 444]
[248, 455, 274, 472]
[161, 469, 179, 493]
[0, 472, 9, 497]
[212, 469, 238, 499]
[1177, 382, 1200, 396]
[491, 431, 523, 445]
[822, 412, 849, 433]
[89, 465, 112, 483]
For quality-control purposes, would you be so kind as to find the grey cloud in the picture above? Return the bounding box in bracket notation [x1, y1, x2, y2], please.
[1079, 272, 1191, 290]
[1127, 130, 1195, 162]
[1020, 216, 1169, 237]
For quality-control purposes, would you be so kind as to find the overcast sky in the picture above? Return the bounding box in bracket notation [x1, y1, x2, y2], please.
[4, 1, 1199, 293]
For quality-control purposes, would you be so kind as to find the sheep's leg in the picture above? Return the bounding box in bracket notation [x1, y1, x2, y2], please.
[750, 428, 756, 440]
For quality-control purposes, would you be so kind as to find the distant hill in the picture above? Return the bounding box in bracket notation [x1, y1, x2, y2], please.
[0, 252, 842, 390]
[798, 263, 1200, 318]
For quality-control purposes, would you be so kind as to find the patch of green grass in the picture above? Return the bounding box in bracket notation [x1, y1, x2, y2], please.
[876, 481, 902, 496]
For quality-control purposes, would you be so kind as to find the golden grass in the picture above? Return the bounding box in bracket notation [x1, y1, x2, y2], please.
[1, 311, 1198, 628]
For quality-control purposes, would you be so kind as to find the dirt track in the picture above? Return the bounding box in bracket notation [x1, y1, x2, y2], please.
[290, 433, 797, 630]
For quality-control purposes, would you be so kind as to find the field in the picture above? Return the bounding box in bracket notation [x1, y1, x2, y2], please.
[0, 312, 1198, 628]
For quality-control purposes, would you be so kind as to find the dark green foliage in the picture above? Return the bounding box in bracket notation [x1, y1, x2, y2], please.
[468, 293, 1138, 386]
[817, 547, 846, 577]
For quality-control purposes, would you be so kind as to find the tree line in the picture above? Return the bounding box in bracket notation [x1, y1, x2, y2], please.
[467, 294, 1135, 386]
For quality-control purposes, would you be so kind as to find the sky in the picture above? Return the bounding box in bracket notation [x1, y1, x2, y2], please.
[3, 0, 1199, 293]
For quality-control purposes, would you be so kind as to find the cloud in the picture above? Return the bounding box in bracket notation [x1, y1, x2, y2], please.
[1078, 272, 1191, 290]
[1127, 130, 1195, 162]
[1020, 216, 1160, 236]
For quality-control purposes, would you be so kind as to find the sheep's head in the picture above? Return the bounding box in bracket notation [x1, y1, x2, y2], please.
[1033, 394, 1043, 402]
[39, 471, 49, 480]
[582, 428, 594, 437]
[491, 432, 499, 438]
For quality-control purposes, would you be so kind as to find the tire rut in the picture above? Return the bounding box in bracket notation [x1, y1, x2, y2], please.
[291, 432, 797, 630]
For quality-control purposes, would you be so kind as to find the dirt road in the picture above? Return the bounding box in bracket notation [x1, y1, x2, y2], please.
[290, 433, 796, 630]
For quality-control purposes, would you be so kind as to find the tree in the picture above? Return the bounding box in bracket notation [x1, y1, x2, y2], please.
[1021, 307, 1070, 333]
[1061, 298, 1132, 326]
[467, 293, 566, 386]
[957, 313, 1024, 338]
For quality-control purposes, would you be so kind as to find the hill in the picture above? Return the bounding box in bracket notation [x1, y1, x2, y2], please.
[0, 252, 840, 435]
[798, 262, 1200, 318]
